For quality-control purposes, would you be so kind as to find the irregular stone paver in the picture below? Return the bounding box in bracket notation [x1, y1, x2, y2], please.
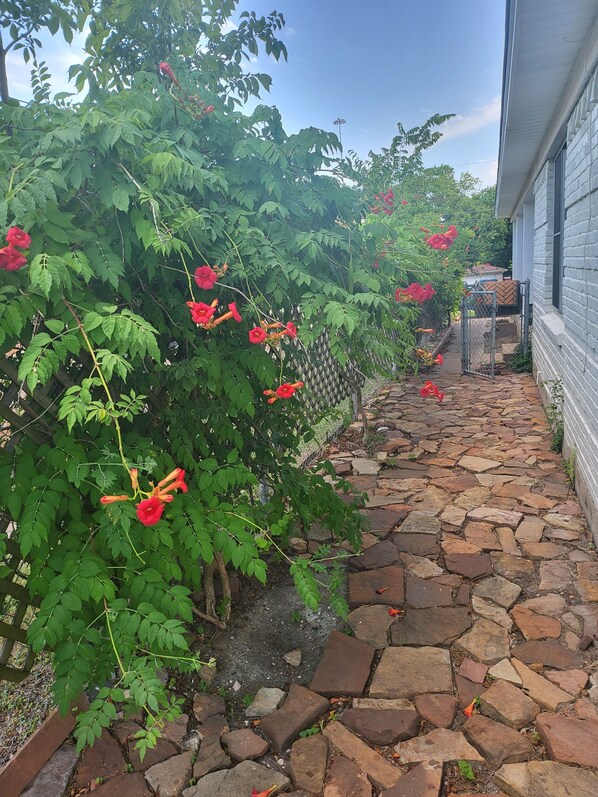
[92, 773, 153, 797]
[491, 552, 537, 592]
[459, 658, 488, 683]
[479, 680, 539, 729]
[393, 533, 440, 557]
[349, 540, 399, 571]
[390, 607, 471, 646]
[396, 727, 484, 763]
[145, 752, 194, 797]
[260, 684, 329, 751]
[323, 756, 371, 797]
[379, 761, 443, 797]
[193, 694, 226, 723]
[323, 722, 402, 790]
[245, 686, 285, 718]
[369, 646, 453, 698]
[193, 736, 231, 779]
[538, 561, 573, 591]
[510, 640, 582, 670]
[494, 761, 598, 797]
[353, 697, 415, 710]
[458, 455, 502, 472]
[289, 734, 328, 794]
[467, 507, 523, 527]
[363, 509, 409, 538]
[348, 566, 405, 608]
[21, 742, 80, 797]
[463, 714, 535, 765]
[353, 458, 381, 475]
[310, 630, 375, 697]
[184, 761, 290, 797]
[414, 694, 458, 728]
[445, 552, 493, 579]
[473, 575, 521, 608]
[510, 659, 573, 711]
[397, 511, 441, 535]
[519, 594, 566, 616]
[488, 658, 522, 686]
[129, 737, 178, 771]
[465, 521, 502, 550]
[472, 595, 513, 629]
[536, 713, 598, 768]
[341, 708, 420, 745]
[544, 668, 588, 695]
[454, 618, 510, 664]
[347, 604, 396, 648]
[75, 730, 127, 790]
[221, 730, 268, 762]
[400, 552, 443, 578]
[405, 575, 452, 608]
[510, 605, 561, 640]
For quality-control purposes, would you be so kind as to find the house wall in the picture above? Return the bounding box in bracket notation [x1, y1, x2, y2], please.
[531, 68, 598, 542]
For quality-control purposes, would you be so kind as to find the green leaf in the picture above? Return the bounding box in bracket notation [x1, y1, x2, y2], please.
[458, 761, 476, 781]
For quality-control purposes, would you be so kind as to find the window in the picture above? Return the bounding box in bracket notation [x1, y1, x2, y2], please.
[552, 143, 566, 311]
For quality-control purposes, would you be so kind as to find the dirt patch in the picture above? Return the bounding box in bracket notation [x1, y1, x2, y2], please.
[0, 651, 55, 768]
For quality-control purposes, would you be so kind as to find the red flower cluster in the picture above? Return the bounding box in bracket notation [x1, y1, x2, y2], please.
[263, 381, 304, 404]
[371, 189, 394, 215]
[249, 321, 297, 346]
[187, 298, 241, 329]
[395, 282, 435, 305]
[101, 467, 188, 527]
[425, 225, 458, 251]
[194, 264, 228, 290]
[159, 61, 180, 87]
[420, 381, 445, 403]
[0, 227, 31, 271]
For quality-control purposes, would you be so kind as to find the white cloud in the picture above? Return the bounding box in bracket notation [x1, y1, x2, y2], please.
[462, 158, 498, 187]
[439, 96, 501, 142]
[221, 20, 237, 34]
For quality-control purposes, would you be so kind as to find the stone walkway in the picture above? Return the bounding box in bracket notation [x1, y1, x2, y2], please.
[24, 330, 598, 796]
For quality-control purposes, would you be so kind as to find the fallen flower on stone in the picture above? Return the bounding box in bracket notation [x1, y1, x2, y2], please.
[463, 698, 479, 718]
[388, 608, 403, 617]
[420, 380, 445, 402]
[375, 586, 389, 594]
[435, 354, 443, 365]
[251, 787, 277, 797]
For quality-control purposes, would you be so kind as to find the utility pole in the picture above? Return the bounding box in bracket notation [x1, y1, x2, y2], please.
[333, 117, 346, 154]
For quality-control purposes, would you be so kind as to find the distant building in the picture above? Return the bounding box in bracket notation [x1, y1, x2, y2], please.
[463, 264, 507, 286]
[496, 0, 598, 541]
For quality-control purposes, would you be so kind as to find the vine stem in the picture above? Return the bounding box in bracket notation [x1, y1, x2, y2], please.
[103, 597, 127, 677]
[64, 299, 130, 475]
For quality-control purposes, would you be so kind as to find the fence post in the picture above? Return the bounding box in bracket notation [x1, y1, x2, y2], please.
[522, 279, 530, 355]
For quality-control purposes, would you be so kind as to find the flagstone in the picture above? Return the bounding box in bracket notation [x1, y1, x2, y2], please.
[310, 631, 375, 697]
[454, 618, 510, 664]
[463, 714, 534, 766]
[538, 561, 573, 592]
[458, 456, 502, 472]
[476, 474, 517, 489]
[454, 487, 493, 510]
[399, 553, 443, 579]
[521, 542, 567, 560]
[260, 685, 329, 751]
[510, 606, 561, 640]
[455, 674, 482, 708]
[397, 511, 441, 536]
[519, 594, 566, 616]
[396, 728, 484, 763]
[510, 640, 582, 670]
[352, 458, 381, 476]
[441, 535, 482, 555]
[288, 735, 328, 795]
[495, 526, 521, 556]
[544, 669, 588, 695]
[576, 579, 598, 601]
[569, 603, 598, 635]
[405, 575, 453, 608]
[369, 647, 453, 699]
[445, 553, 493, 579]
[510, 659, 572, 711]
[362, 509, 410, 539]
[472, 575, 521, 609]
[435, 473, 478, 492]
[491, 552, 537, 592]
[488, 659, 522, 686]
[414, 694, 458, 728]
[323, 756, 372, 797]
[458, 658, 488, 684]
[390, 607, 471, 646]
[494, 760, 598, 797]
[353, 698, 415, 710]
[323, 722, 402, 790]
[348, 541, 400, 571]
[543, 513, 586, 534]
[439, 505, 468, 527]
[574, 699, 598, 720]
[479, 680, 539, 729]
[379, 761, 443, 797]
[467, 507, 523, 528]
[347, 605, 397, 649]
[341, 708, 420, 745]
[408, 486, 450, 516]
[348, 566, 405, 609]
[393, 533, 440, 557]
[465, 522, 502, 550]
[536, 713, 598, 769]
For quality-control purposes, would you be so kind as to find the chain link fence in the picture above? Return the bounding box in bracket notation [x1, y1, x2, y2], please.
[461, 289, 497, 378]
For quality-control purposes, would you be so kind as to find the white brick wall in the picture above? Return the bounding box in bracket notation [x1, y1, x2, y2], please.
[531, 72, 598, 542]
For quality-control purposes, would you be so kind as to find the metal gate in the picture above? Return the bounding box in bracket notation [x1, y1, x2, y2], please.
[461, 289, 497, 378]
[517, 278, 531, 354]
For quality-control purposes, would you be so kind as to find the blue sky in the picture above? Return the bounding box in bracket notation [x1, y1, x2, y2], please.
[5, 0, 506, 186]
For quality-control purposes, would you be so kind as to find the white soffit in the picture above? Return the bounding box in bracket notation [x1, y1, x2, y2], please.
[496, 0, 598, 218]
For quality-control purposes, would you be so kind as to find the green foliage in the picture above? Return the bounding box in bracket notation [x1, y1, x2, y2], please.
[543, 378, 564, 453]
[563, 449, 576, 489]
[509, 342, 533, 373]
[0, 1, 464, 755]
[458, 760, 476, 781]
